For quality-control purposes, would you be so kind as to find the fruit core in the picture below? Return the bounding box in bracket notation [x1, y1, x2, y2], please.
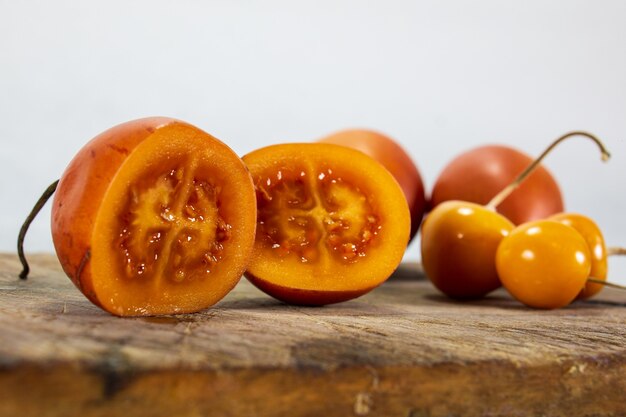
[256, 166, 381, 264]
[116, 166, 231, 283]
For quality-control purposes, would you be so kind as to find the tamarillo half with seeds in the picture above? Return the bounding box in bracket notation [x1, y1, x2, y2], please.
[18, 118, 257, 316]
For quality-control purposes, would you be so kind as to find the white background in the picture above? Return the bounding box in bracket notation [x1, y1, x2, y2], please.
[1, 1, 625, 284]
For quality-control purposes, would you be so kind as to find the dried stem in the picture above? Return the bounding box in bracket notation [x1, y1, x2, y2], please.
[486, 131, 611, 210]
[607, 247, 626, 256]
[587, 277, 626, 291]
[18, 180, 59, 279]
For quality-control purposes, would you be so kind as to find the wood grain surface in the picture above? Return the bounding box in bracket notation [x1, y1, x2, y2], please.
[1, 253, 626, 417]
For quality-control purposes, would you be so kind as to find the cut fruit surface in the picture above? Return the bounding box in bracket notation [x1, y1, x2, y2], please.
[243, 143, 410, 305]
[318, 129, 425, 241]
[52, 118, 256, 316]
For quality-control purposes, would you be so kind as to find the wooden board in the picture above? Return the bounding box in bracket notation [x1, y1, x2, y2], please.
[1, 253, 626, 417]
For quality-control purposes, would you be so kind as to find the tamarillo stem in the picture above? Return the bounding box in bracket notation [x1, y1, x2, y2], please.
[486, 131, 611, 210]
[18, 180, 59, 280]
[607, 247, 626, 256]
[587, 277, 626, 291]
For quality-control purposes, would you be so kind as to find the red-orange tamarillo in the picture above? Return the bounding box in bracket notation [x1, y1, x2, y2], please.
[430, 145, 563, 225]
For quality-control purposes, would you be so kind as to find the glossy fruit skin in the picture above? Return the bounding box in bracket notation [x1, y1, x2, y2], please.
[51, 117, 257, 316]
[421, 201, 514, 299]
[319, 129, 425, 240]
[549, 213, 607, 299]
[496, 220, 591, 309]
[243, 143, 411, 305]
[430, 145, 564, 225]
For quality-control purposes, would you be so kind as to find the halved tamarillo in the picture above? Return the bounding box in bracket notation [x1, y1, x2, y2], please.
[20, 117, 257, 316]
[242, 143, 411, 305]
[318, 129, 426, 241]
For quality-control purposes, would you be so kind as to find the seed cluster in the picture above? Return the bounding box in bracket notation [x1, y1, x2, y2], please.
[256, 166, 381, 264]
[117, 168, 230, 283]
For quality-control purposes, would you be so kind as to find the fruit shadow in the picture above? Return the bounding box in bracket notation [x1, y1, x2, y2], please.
[216, 296, 403, 317]
[387, 262, 426, 281]
[576, 298, 626, 308]
[423, 292, 518, 309]
[424, 293, 622, 312]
